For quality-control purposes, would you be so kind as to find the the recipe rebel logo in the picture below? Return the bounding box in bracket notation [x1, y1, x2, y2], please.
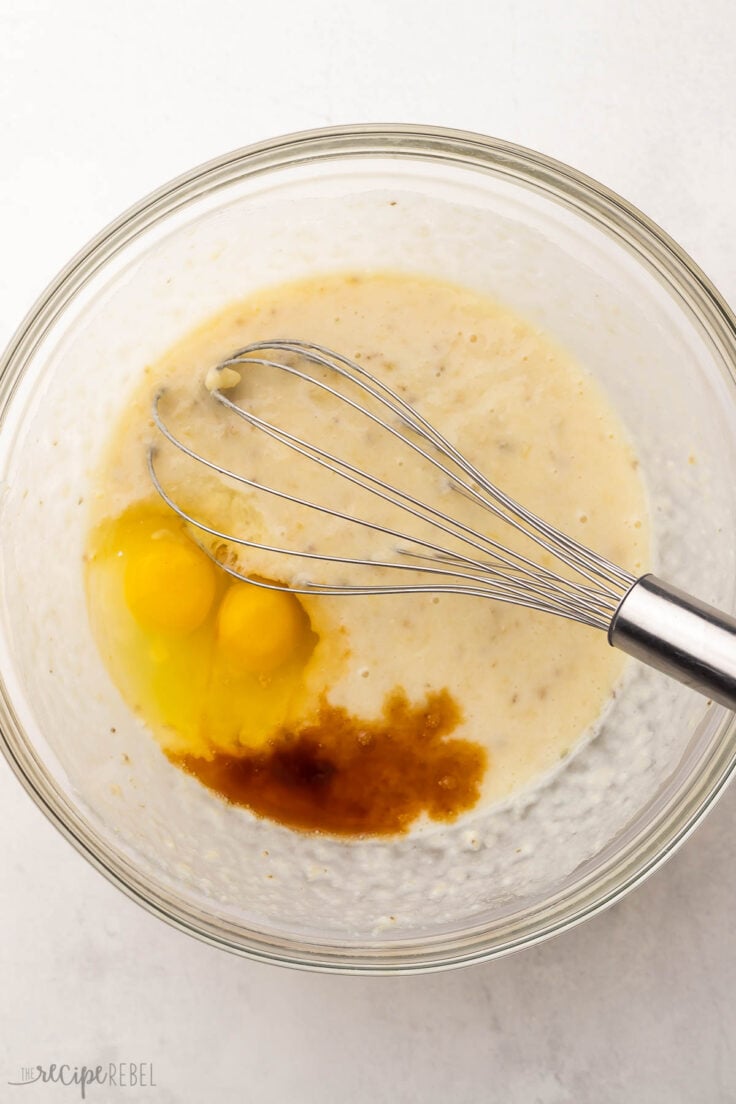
[8, 1062, 156, 1098]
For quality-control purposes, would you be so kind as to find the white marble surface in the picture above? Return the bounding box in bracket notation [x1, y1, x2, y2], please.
[1, 1, 735, 1100]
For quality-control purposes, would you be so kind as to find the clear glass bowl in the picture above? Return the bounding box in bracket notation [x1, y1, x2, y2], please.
[1, 124, 735, 973]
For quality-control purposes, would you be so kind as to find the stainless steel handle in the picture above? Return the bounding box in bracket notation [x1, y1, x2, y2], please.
[609, 574, 736, 710]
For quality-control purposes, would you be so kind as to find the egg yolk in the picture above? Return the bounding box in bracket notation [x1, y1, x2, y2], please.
[124, 538, 216, 633]
[86, 502, 317, 759]
[217, 583, 308, 674]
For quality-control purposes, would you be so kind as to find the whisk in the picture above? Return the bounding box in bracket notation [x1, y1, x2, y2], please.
[148, 339, 736, 710]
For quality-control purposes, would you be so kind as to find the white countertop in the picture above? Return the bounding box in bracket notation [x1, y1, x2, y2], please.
[1, 2, 735, 1100]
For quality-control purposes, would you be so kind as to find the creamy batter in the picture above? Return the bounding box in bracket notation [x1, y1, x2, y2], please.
[86, 271, 649, 828]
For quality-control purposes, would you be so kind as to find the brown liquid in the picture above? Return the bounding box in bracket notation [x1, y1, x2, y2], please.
[174, 688, 487, 836]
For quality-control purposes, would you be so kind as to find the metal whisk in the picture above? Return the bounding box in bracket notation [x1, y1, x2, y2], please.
[149, 339, 736, 709]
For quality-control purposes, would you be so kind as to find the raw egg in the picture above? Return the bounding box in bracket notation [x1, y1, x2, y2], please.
[86, 502, 317, 758]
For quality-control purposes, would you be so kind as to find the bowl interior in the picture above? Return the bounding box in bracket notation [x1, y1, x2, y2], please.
[1, 131, 735, 970]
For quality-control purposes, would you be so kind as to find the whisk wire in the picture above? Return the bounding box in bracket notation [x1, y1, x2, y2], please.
[209, 373, 616, 608]
[149, 339, 637, 632]
[149, 404, 609, 626]
[146, 456, 607, 627]
[219, 340, 632, 596]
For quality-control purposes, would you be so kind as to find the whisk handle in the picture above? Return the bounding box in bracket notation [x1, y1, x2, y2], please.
[609, 574, 736, 710]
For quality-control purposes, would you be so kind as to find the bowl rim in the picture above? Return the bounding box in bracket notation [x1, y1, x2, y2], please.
[1, 122, 735, 974]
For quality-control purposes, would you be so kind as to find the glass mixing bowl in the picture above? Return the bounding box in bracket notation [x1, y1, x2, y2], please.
[1, 125, 735, 973]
